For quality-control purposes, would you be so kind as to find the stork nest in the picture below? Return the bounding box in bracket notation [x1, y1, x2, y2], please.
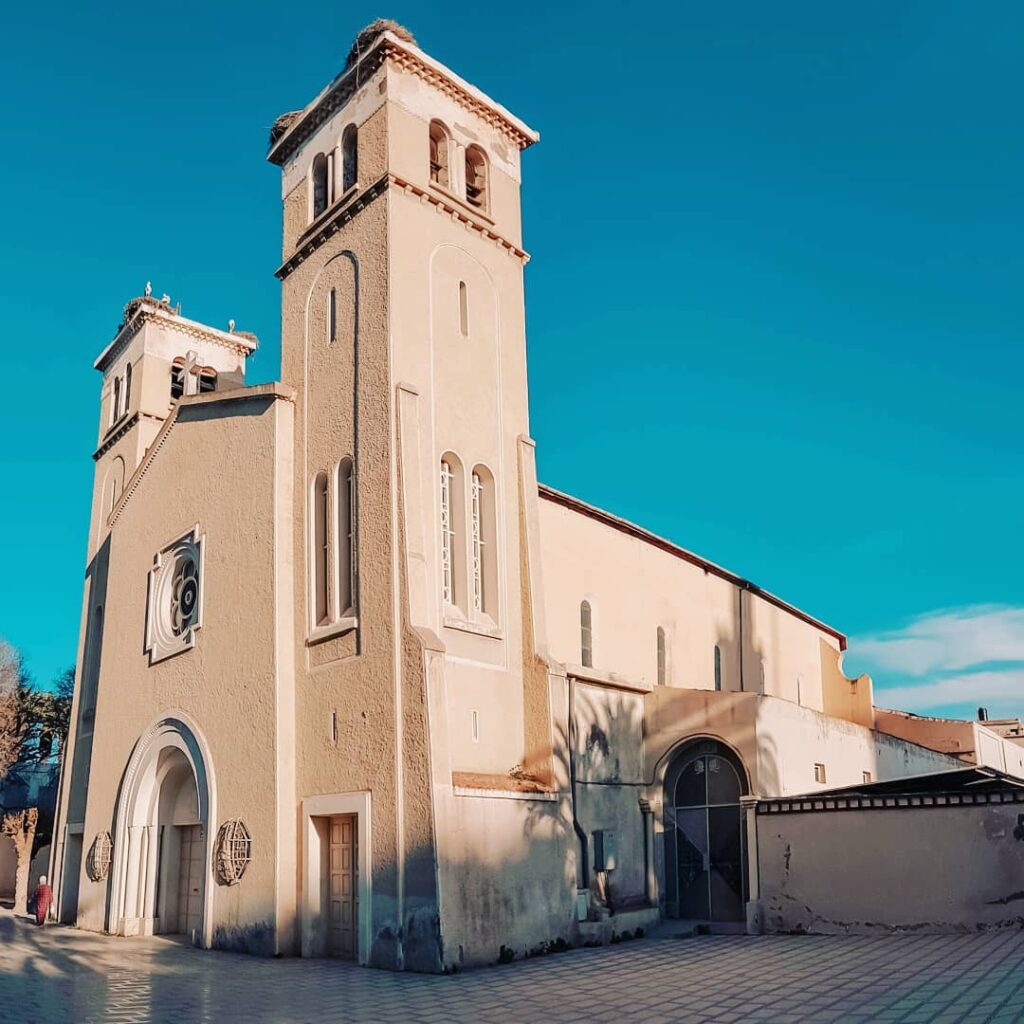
[345, 18, 416, 69]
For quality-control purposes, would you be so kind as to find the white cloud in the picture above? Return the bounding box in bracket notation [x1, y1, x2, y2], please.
[877, 669, 1024, 714]
[849, 605, 1024, 677]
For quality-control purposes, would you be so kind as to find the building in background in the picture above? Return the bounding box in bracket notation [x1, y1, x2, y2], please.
[49, 20, 1024, 969]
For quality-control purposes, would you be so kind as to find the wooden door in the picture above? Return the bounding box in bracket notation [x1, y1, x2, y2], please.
[176, 824, 203, 937]
[328, 815, 357, 959]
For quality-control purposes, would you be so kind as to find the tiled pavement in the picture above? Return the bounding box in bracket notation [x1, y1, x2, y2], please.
[2, 911, 1024, 1023]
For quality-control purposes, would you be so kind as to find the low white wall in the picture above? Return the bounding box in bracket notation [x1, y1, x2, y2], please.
[758, 800, 1024, 933]
[433, 787, 577, 967]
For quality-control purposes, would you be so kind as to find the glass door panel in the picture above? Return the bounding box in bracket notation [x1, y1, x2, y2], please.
[674, 807, 710, 921]
[708, 805, 744, 922]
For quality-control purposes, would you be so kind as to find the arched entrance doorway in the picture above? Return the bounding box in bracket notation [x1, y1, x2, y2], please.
[109, 717, 214, 945]
[663, 739, 748, 923]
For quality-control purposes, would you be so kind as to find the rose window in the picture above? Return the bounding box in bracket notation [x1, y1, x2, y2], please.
[145, 527, 204, 664]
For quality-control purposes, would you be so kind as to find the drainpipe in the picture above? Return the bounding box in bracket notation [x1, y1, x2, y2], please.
[738, 584, 745, 692]
[567, 675, 589, 889]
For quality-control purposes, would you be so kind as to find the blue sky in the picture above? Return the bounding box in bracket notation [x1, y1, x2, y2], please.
[1, 2, 1020, 718]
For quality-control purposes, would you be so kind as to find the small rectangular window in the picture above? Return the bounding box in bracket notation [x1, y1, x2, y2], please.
[328, 288, 337, 343]
[813, 762, 827, 784]
[862, 771, 872, 784]
[471, 709, 480, 743]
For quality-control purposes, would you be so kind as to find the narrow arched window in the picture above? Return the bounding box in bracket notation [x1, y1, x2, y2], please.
[112, 375, 122, 424]
[429, 120, 450, 187]
[657, 627, 667, 686]
[459, 281, 469, 336]
[580, 601, 593, 668]
[124, 363, 132, 414]
[342, 125, 358, 193]
[328, 288, 337, 343]
[465, 145, 488, 211]
[312, 153, 330, 218]
[714, 645, 722, 691]
[440, 455, 466, 611]
[313, 472, 330, 626]
[336, 458, 355, 615]
[198, 367, 217, 394]
[470, 465, 497, 619]
[170, 358, 185, 399]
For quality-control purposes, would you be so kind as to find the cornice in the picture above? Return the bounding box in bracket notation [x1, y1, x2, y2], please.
[275, 173, 527, 281]
[93, 412, 139, 461]
[384, 42, 537, 149]
[267, 33, 537, 167]
[95, 302, 257, 373]
[392, 175, 529, 262]
[275, 175, 390, 280]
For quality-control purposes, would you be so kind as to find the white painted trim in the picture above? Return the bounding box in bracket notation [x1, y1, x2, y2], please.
[109, 712, 217, 948]
[452, 786, 558, 802]
[301, 792, 373, 964]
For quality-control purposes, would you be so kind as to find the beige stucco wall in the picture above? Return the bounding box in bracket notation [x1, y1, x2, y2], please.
[537, 497, 863, 723]
[758, 800, 1024, 933]
[68, 388, 293, 954]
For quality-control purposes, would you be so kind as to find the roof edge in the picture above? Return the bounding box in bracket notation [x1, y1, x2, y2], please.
[537, 482, 847, 649]
[267, 29, 538, 166]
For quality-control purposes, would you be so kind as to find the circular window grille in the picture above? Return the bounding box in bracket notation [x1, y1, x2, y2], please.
[159, 548, 200, 640]
[215, 819, 252, 886]
[87, 831, 113, 882]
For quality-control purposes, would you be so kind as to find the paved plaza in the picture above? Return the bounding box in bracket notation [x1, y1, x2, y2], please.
[2, 911, 1024, 1023]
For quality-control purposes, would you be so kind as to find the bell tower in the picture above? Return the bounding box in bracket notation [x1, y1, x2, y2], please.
[268, 21, 547, 970]
[89, 292, 256, 558]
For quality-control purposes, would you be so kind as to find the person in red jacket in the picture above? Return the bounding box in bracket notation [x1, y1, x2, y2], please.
[32, 875, 53, 926]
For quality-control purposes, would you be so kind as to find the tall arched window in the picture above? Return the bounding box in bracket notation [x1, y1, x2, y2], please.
[580, 601, 593, 668]
[657, 626, 667, 686]
[312, 153, 330, 219]
[714, 645, 722, 691]
[459, 281, 469, 336]
[111, 375, 122, 424]
[342, 125, 358, 193]
[470, 465, 497, 619]
[465, 145, 488, 211]
[312, 472, 330, 626]
[124, 362, 132, 414]
[440, 454, 466, 610]
[336, 458, 355, 615]
[429, 120, 450, 187]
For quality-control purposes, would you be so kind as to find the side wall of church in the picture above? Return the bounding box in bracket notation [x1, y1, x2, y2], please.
[538, 496, 859, 713]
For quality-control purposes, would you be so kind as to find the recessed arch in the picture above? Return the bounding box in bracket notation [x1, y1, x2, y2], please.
[109, 714, 216, 946]
[662, 737, 749, 923]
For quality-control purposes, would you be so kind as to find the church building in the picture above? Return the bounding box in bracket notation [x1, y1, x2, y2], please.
[49, 21, 1024, 969]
